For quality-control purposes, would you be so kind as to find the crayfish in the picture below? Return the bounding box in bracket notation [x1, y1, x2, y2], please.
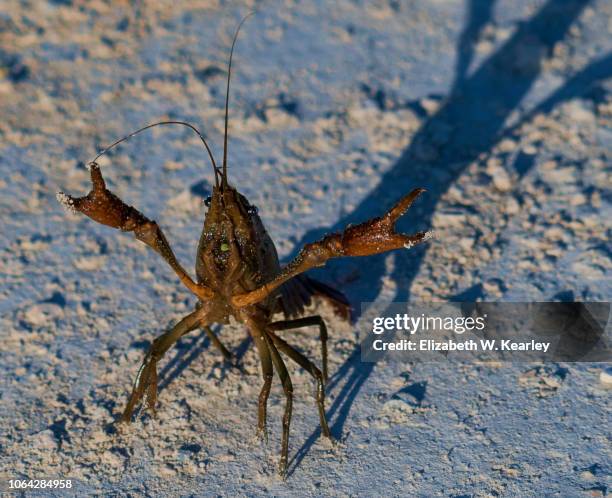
[57, 16, 431, 477]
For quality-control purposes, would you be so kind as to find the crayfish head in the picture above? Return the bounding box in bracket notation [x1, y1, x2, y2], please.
[195, 183, 278, 297]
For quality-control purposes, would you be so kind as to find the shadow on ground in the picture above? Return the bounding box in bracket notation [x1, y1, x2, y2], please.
[285, 0, 612, 474]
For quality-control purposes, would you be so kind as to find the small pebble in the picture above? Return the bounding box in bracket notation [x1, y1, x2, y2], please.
[599, 367, 612, 386]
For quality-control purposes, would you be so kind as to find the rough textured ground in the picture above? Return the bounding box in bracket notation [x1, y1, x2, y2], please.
[1, 0, 611, 496]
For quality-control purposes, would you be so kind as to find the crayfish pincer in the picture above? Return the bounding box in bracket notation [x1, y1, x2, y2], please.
[57, 16, 432, 478]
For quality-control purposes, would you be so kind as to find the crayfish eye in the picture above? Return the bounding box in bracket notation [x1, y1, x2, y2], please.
[247, 205, 258, 215]
[204, 196, 212, 207]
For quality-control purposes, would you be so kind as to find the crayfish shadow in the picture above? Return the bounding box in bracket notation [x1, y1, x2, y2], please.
[287, 0, 593, 472]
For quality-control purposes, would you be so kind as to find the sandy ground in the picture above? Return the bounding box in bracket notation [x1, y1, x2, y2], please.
[1, 0, 611, 496]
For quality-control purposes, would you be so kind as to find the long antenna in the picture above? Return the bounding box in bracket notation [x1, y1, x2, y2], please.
[91, 120, 220, 187]
[222, 12, 255, 188]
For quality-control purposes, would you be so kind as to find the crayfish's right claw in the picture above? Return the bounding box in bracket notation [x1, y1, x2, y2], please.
[57, 162, 215, 301]
[57, 162, 150, 231]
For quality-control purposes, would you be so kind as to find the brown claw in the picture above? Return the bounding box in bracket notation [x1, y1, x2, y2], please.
[57, 162, 214, 301]
[231, 187, 431, 309]
[340, 188, 431, 257]
[57, 162, 150, 231]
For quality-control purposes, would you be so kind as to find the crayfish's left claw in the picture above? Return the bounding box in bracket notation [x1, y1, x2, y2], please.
[387, 187, 427, 222]
[232, 187, 432, 309]
[340, 188, 432, 257]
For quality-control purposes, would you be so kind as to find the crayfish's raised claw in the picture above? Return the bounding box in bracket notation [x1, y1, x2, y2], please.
[57, 163, 214, 301]
[339, 188, 432, 256]
[57, 162, 157, 237]
[232, 187, 431, 309]
[120, 354, 159, 423]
